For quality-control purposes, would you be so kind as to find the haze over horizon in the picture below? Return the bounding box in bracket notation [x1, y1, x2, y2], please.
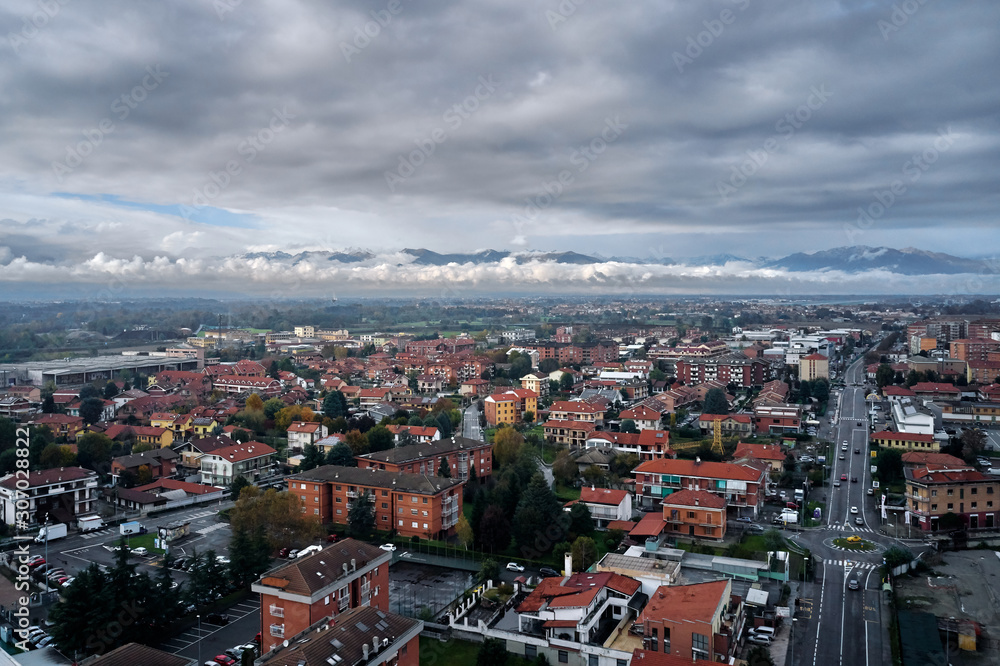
[1, 1, 998, 296]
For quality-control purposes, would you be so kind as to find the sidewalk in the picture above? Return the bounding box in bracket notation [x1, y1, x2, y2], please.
[769, 581, 798, 666]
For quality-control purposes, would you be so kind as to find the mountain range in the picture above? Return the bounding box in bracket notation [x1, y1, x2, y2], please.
[237, 246, 991, 275]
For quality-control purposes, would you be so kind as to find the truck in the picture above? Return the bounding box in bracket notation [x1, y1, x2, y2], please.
[34, 523, 67, 543]
[78, 515, 105, 533]
[794, 489, 805, 503]
[120, 521, 146, 536]
[774, 511, 799, 525]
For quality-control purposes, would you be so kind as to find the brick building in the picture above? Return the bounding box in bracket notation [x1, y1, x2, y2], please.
[660, 489, 727, 540]
[252, 539, 391, 654]
[639, 580, 743, 662]
[675, 353, 768, 388]
[287, 466, 463, 540]
[355, 436, 492, 482]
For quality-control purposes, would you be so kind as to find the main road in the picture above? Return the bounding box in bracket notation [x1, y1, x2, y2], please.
[787, 350, 897, 666]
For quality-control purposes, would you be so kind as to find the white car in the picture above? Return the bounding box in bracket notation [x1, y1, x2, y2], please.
[131, 547, 148, 557]
[506, 562, 525, 572]
[379, 544, 397, 552]
[850, 506, 859, 515]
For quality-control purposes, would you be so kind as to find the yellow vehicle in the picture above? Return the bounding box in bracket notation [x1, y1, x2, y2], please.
[846, 535, 862, 543]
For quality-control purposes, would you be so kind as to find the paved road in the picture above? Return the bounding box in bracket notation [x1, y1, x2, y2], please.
[463, 403, 483, 441]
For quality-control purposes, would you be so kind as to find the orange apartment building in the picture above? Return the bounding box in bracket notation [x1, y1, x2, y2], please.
[288, 466, 463, 540]
[546, 400, 606, 426]
[950, 338, 1000, 363]
[258, 605, 422, 666]
[543, 420, 598, 448]
[660, 489, 727, 540]
[484, 389, 538, 425]
[355, 436, 492, 482]
[639, 579, 743, 663]
[905, 464, 1000, 531]
[633, 458, 768, 517]
[251, 539, 391, 654]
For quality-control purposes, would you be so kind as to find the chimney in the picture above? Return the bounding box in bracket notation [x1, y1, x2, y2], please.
[563, 551, 573, 578]
[351, 558, 356, 571]
[372, 636, 379, 652]
[695, 498, 699, 506]
[362, 644, 369, 661]
[695, 456, 701, 464]
[343, 563, 349, 575]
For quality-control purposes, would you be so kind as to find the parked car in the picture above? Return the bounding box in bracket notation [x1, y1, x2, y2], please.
[278, 548, 290, 558]
[379, 544, 397, 552]
[736, 516, 753, 523]
[132, 547, 148, 557]
[206, 613, 229, 625]
[747, 634, 772, 646]
[287, 549, 299, 559]
[173, 557, 189, 570]
[539, 567, 560, 578]
[747, 524, 764, 534]
[506, 562, 525, 572]
[848, 579, 860, 590]
[212, 656, 237, 666]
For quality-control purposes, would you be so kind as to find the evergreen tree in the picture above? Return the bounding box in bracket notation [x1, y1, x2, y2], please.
[322, 390, 349, 419]
[438, 457, 451, 478]
[702, 388, 728, 415]
[348, 492, 375, 537]
[300, 444, 325, 470]
[324, 442, 357, 466]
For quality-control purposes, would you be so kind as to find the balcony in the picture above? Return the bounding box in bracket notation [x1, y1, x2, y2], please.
[269, 624, 284, 638]
[269, 605, 284, 617]
[346, 490, 358, 499]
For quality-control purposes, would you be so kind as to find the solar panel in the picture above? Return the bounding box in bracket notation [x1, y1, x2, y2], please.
[356, 622, 369, 631]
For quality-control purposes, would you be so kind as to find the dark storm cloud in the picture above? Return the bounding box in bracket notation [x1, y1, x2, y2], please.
[0, 0, 997, 292]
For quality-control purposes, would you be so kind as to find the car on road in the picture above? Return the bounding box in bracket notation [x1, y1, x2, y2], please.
[379, 544, 397, 552]
[854, 448, 860, 454]
[736, 516, 753, 523]
[539, 567, 560, 578]
[846, 535, 862, 543]
[855, 517, 864, 526]
[132, 547, 148, 557]
[842, 442, 848, 449]
[867, 488, 874, 495]
[850, 506, 859, 514]
[858, 421, 864, 427]
[848, 579, 860, 590]
[506, 562, 525, 572]
[834, 480, 841, 487]
[839, 454, 845, 460]
[841, 474, 848, 481]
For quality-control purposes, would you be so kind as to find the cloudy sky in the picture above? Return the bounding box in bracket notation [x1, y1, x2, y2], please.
[1, 0, 998, 297]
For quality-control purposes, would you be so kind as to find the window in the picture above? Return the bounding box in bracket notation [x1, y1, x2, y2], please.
[687, 511, 696, 518]
[336, 485, 342, 491]
[398, 520, 403, 526]
[692, 633, 709, 657]
[300, 495, 306, 502]
[336, 497, 342, 503]
[314, 508, 319, 515]
[525, 645, 537, 659]
[412, 496, 418, 503]
[948, 489, 954, 496]
[314, 484, 319, 491]
[558, 651, 568, 663]
[382, 502, 388, 509]
[324, 595, 330, 605]
[411, 509, 418, 516]
[588, 656, 598, 666]
[972, 502, 978, 508]
[424, 523, 428, 529]
[948, 503, 954, 510]
[314, 497, 319, 502]
[382, 515, 388, 521]
[422, 510, 428, 516]
[972, 487, 978, 495]
[412, 521, 418, 528]
[423, 497, 428, 504]
[931, 504, 937, 511]
[931, 490, 937, 497]
[617, 661, 627, 666]
[401, 645, 407, 656]
[382, 490, 388, 496]
[663, 627, 670, 652]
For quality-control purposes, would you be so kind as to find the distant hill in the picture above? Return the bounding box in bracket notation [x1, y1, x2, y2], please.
[764, 246, 988, 275]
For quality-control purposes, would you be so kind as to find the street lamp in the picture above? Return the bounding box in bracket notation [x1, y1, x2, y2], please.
[197, 614, 201, 664]
[43, 513, 49, 594]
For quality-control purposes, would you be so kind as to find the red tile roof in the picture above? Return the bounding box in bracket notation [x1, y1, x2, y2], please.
[734, 442, 785, 461]
[634, 457, 765, 482]
[630, 649, 717, 666]
[871, 431, 935, 443]
[579, 487, 628, 506]
[883, 386, 916, 396]
[549, 400, 604, 414]
[910, 382, 961, 393]
[629, 512, 667, 538]
[661, 488, 726, 510]
[621, 405, 661, 420]
[901, 451, 965, 466]
[517, 572, 640, 613]
[206, 441, 276, 462]
[639, 580, 729, 624]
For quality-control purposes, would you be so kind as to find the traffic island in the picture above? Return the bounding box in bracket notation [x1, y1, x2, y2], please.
[832, 536, 875, 551]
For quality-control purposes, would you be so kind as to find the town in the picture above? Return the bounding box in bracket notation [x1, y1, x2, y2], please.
[0, 298, 997, 665]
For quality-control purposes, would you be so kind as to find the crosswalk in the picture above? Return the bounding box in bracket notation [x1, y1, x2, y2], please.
[825, 559, 878, 570]
[197, 523, 228, 535]
[80, 529, 114, 540]
[79, 510, 219, 539]
[837, 523, 878, 533]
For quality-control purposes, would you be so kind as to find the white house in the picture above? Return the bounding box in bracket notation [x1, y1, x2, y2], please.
[619, 404, 661, 431]
[286, 421, 329, 451]
[571, 486, 633, 529]
[200, 441, 276, 485]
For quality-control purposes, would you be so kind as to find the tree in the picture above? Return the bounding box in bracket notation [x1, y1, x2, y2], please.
[570, 536, 598, 571]
[478, 504, 512, 552]
[746, 646, 775, 666]
[811, 378, 830, 403]
[514, 474, 561, 551]
[135, 464, 152, 485]
[875, 363, 895, 388]
[457, 514, 474, 549]
[76, 432, 113, 469]
[477, 558, 500, 585]
[344, 429, 369, 455]
[229, 486, 323, 552]
[568, 502, 594, 536]
[300, 444, 325, 471]
[582, 465, 606, 487]
[702, 388, 728, 415]
[48, 564, 115, 656]
[263, 397, 286, 420]
[560, 372, 575, 392]
[228, 522, 271, 588]
[230, 475, 252, 500]
[348, 491, 375, 537]
[493, 428, 524, 468]
[39, 443, 75, 468]
[435, 411, 453, 438]
[875, 448, 904, 486]
[620, 418, 637, 434]
[883, 545, 913, 570]
[371, 423, 398, 449]
[522, 410, 535, 423]
[79, 384, 100, 400]
[438, 457, 451, 478]
[245, 393, 265, 412]
[477, 638, 508, 666]
[325, 442, 357, 467]
[960, 428, 987, 463]
[538, 358, 560, 373]
[42, 394, 56, 413]
[610, 453, 639, 478]
[552, 450, 579, 486]
[79, 397, 105, 425]
[103, 381, 119, 399]
[322, 390, 349, 419]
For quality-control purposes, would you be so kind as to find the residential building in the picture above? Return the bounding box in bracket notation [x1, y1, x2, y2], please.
[733, 442, 785, 473]
[910, 382, 962, 401]
[355, 436, 492, 481]
[103, 424, 174, 448]
[460, 378, 490, 396]
[938, 400, 1000, 426]
[584, 430, 672, 461]
[799, 353, 829, 381]
[569, 487, 633, 529]
[620, 405, 662, 431]
[85, 643, 194, 666]
[514, 571, 643, 652]
[752, 403, 802, 434]
[287, 421, 329, 451]
[547, 400, 605, 426]
[675, 353, 768, 388]
[638, 580, 743, 662]
[258, 606, 421, 666]
[649, 340, 729, 360]
[110, 448, 179, 485]
[520, 372, 550, 397]
[660, 489, 727, 540]
[0, 396, 34, 420]
[26, 413, 84, 441]
[633, 458, 768, 516]
[212, 376, 283, 396]
[484, 389, 538, 425]
[870, 430, 939, 453]
[697, 414, 753, 439]
[287, 466, 463, 540]
[543, 420, 598, 448]
[905, 464, 1000, 531]
[199, 441, 277, 485]
[950, 338, 1000, 364]
[0, 467, 99, 526]
[251, 539, 391, 654]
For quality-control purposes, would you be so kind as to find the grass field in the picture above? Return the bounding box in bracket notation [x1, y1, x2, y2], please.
[115, 532, 165, 554]
[419, 637, 480, 666]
